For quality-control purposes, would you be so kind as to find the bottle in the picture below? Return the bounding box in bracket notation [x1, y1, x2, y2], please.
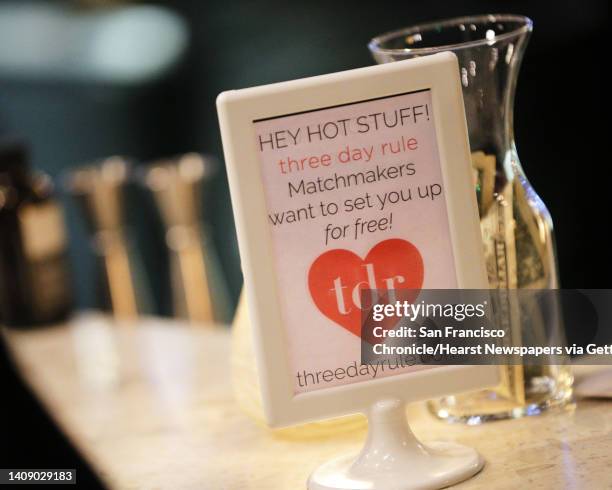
[143, 153, 232, 325]
[0, 138, 72, 327]
[369, 14, 572, 422]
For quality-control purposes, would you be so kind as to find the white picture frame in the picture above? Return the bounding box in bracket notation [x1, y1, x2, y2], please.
[217, 52, 498, 427]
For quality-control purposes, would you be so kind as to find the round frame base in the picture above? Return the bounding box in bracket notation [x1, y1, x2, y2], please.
[308, 399, 484, 490]
[308, 441, 483, 490]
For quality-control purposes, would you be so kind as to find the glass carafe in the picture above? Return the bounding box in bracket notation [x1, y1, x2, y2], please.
[369, 14, 573, 423]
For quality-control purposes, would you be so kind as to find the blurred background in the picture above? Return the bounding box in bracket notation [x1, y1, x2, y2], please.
[0, 0, 607, 486]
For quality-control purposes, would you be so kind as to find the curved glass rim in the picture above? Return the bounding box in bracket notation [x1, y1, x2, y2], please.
[369, 14, 533, 56]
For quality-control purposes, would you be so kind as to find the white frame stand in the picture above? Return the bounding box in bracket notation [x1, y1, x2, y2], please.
[308, 399, 483, 490]
[218, 53, 497, 428]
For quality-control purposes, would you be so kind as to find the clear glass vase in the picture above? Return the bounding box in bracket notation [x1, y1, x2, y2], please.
[369, 14, 573, 423]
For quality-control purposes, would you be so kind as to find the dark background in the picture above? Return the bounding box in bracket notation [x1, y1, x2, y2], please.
[0, 0, 607, 487]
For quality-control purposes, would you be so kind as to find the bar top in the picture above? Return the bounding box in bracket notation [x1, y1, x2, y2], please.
[3, 314, 611, 489]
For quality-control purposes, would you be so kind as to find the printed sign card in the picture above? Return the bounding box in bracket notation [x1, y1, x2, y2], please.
[254, 89, 456, 394]
[218, 53, 496, 427]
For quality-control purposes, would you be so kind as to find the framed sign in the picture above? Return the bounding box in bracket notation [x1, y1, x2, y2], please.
[217, 52, 497, 428]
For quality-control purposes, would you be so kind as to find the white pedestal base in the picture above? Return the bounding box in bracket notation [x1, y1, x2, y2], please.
[308, 399, 484, 490]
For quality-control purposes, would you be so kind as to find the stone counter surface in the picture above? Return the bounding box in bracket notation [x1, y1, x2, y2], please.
[3, 314, 611, 489]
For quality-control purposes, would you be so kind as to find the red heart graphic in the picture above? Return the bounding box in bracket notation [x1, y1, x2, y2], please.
[308, 238, 424, 339]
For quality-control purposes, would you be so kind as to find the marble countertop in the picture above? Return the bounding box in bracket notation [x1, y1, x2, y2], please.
[3, 314, 611, 489]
